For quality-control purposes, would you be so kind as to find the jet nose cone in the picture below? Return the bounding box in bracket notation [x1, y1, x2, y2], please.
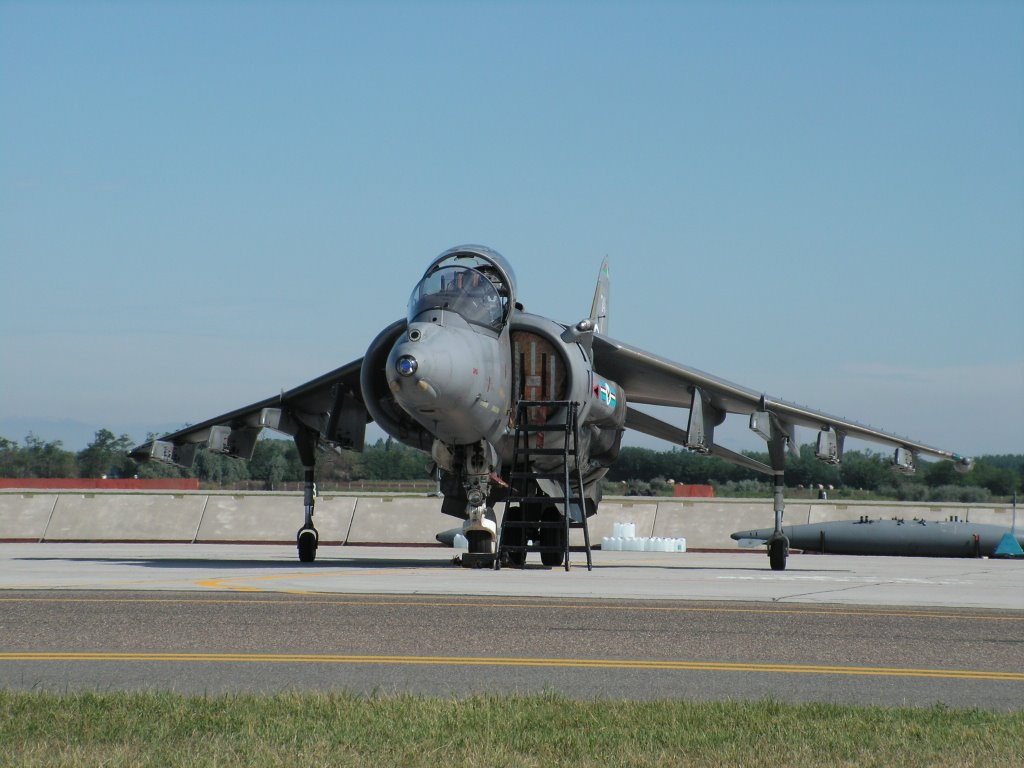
[386, 330, 450, 404]
[383, 320, 510, 446]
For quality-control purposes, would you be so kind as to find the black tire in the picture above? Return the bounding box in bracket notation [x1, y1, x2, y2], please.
[466, 531, 492, 555]
[502, 507, 527, 567]
[297, 529, 317, 563]
[540, 508, 565, 567]
[768, 538, 788, 571]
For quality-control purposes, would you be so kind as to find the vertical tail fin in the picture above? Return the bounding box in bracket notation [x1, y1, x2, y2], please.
[588, 259, 610, 335]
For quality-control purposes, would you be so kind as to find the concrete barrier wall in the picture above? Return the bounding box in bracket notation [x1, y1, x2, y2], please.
[0, 491, 1018, 548]
[347, 496, 443, 544]
[44, 492, 206, 541]
[651, 500, 811, 549]
[0, 492, 59, 541]
[195, 493, 358, 544]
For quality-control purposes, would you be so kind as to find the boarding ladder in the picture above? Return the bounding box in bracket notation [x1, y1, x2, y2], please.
[495, 400, 592, 571]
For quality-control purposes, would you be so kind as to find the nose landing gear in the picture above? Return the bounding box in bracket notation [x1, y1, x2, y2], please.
[460, 505, 498, 568]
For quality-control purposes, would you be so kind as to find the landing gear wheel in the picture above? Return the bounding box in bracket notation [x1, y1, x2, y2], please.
[297, 528, 318, 563]
[464, 531, 493, 568]
[768, 536, 788, 571]
[540, 508, 565, 568]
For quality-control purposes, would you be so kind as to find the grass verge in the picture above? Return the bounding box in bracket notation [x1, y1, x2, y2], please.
[2, 690, 1022, 767]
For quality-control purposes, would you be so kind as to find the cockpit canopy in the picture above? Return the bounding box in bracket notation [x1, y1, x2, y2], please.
[408, 245, 517, 331]
[408, 265, 507, 330]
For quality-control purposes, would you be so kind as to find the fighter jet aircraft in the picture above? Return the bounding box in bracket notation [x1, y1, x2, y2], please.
[130, 245, 973, 570]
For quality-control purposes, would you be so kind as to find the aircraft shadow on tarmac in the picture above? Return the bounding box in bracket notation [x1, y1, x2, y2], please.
[13, 554, 851, 575]
[588, 564, 849, 573]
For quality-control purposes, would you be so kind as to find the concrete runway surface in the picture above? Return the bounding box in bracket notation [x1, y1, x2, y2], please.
[1, 543, 1022, 709]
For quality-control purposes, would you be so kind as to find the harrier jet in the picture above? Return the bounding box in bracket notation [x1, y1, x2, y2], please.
[130, 245, 972, 570]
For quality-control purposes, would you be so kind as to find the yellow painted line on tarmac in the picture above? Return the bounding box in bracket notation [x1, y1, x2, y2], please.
[0, 593, 1021, 623]
[1, 651, 1022, 682]
[195, 568, 415, 591]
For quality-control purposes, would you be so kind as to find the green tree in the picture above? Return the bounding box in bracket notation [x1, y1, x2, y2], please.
[316, 448, 365, 483]
[0, 436, 25, 477]
[250, 440, 297, 489]
[2, 434, 79, 478]
[361, 439, 431, 480]
[193, 449, 250, 486]
[22, 434, 78, 478]
[266, 454, 288, 489]
[784, 444, 842, 489]
[839, 451, 891, 491]
[77, 429, 135, 478]
[922, 459, 962, 488]
[967, 461, 1017, 496]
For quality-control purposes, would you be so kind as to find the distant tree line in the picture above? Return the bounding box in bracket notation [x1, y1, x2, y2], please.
[606, 445, 1022, 502]
[0, 430, 432, 491]
[1, 430, 1020, 502]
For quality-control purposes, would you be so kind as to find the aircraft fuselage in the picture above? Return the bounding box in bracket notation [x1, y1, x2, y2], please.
[368, 246, 627, 543]
[387, 314, 512, 447]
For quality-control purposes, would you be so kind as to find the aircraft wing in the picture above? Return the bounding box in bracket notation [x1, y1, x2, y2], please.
[129, 358, 368, 466]
[591, 334, 967, 467]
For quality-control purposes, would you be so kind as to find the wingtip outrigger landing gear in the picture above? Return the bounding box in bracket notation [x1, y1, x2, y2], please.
[295, 427, 319, 563]
[297, 525, 318, 562]
[768, 480, 789, 571]
[296, 464, 318, 562]
[752, 405, 792, 572]
[753, 405, 790, 573]
[768, 533, 789, 571]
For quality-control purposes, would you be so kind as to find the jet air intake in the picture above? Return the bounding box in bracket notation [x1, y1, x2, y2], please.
[360, 319, 435, 451]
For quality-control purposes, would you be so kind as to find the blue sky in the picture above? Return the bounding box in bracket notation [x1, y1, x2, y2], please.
[1, 1, 1022, 457]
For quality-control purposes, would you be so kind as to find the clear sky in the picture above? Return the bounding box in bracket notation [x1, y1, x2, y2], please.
[1, 1, 1022, 458]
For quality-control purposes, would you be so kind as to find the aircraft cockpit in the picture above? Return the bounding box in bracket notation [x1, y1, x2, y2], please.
[408, 265, 507, 330]
[409, 245, 518, 331]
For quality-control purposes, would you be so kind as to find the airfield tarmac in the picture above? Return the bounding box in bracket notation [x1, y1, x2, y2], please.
[1, 543, 1022, 709]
